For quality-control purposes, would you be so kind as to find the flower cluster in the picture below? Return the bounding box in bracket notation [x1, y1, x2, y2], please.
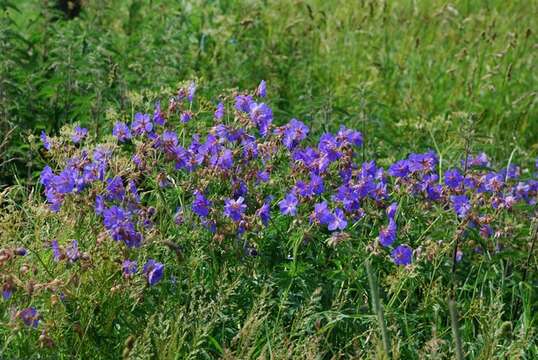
[122, 259, 164, 286]
[2, 79, 535, 345]
[39, 142, 109, 211]
[38, 80, 537, 274]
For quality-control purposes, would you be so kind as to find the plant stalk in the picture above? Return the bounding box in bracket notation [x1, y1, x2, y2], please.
[365, 260, 391, 358]
[448, 299, 464, 360]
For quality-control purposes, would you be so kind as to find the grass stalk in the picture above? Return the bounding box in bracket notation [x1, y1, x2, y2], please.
[365, 260, 391, 359]
[448, 298, 464, 360]
[512, 215, 538, 320]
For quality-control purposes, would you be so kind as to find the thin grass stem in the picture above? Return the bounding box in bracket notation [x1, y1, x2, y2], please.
[365, 260, 391, 359]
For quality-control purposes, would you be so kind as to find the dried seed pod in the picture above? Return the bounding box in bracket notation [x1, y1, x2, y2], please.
[19, 264, 30, 275]
[39, 330, 55, 348]
[50, 294, 59, 306]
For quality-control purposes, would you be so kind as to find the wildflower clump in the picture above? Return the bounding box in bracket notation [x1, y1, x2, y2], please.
[1, 80, 536, 352]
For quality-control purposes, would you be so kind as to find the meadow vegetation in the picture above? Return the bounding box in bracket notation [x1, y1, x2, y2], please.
[0, 1, 537, 359]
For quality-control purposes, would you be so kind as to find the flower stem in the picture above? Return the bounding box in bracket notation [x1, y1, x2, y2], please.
[448, 298, 464, 360]
[365, 260, 391, 358]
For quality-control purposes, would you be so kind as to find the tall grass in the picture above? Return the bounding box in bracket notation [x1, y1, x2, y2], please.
[1, 0, 536, 184]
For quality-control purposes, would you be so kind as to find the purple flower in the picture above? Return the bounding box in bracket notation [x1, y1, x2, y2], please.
[379, 219, 397, 247]
[318, 133, 341, 161]
[102, 206, 143, 248]
[327, 208, 347, 231]
[131, 113, 153, 136]
[82, 162, 105, 183]
[455, 249, 463, 262]
[119, 226, 143, 248]
[214, 124, 228, 140]
[451, 195, 471, 218]
[256, 199, 272, 226]
[18, 307, 39, 328]
[337, 126, 363, 147]
[153, 101, 166, 126]
[188, 82, 196, 102]
[162, 130, 179, 152]
[408, 151, 437, 173]
[40, 166, 54, 187]
[128, 180, 140, 203]
[310, 201, 331, 224]
[40, 131, 51, 150]
[386, 202, 398, 219]
[235, 95, 254, 112]
[279, 193, 298, 216]
[71, 126, 88, 143]
[106, 176, 125, 202]
[192, 190, 212, 218]
[93, 196, 105, 216]
[53, 169, 76, 194]
[444, 169, 463, 189]
[93, 146, 111, 164]
[45, 187, 64, 212]
[282, 119, 309, 150]
[214, 102, 224, 120]
[332, 184, 360, 212]
[66, 240, 79, 262]
[232, 180, 248, 198]
[480, 224, 492, 239]
[465, 152, 490, 168]
[3, 289, 12, 300]
[202, 219, 217, 233]
[217, 148, 234, 170]
[122, 259, 138, 277]
[113, 122, 131, 142]
[143, 259, 164, 286]
[391, 245, 413, 266]
[500, 164, 520, 180]
[310, 173, 324, 195]
[426, 183, 443, 201]
[177, 88, 187, 101]
[463, 176, 477, 190]
[132, 154, 143, 168]
[103, 206, 128, 229]
[361, 161, 377, 177]
[256, 170, 270, 183]
[242, 136, 258, 159]
[373, 182, 389, 201]
[224, 197, 247, 222]
[257, 80, 267, 97]
[180, 112, 192, 123]
[249, 102, 273, 137]
[388, 160, 410, 178]
[484, 173, 504, 192]
[294, 180, 312, 197]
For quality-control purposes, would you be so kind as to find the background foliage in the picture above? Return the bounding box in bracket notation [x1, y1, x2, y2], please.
[1, 0, 537, 185]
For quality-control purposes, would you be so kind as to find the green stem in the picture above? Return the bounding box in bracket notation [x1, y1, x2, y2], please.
[365, 260, 390, 358]
[448, 299, 464, 360]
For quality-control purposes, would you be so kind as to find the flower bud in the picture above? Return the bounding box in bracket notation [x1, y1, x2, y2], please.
[14, 247, 27, 256]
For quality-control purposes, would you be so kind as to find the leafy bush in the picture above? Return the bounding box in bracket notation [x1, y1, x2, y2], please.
[1, 81, 536, 358]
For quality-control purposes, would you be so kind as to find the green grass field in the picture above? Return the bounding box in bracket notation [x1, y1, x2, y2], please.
[0, 1, 537, 359]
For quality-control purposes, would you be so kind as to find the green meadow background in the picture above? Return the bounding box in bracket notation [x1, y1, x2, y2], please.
[1, 0, 537, 183]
